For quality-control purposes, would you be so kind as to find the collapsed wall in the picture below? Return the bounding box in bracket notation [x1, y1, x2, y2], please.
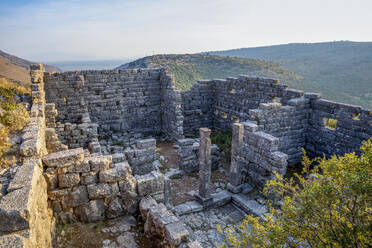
[0, 65, 53, 248]
[180, 75, 371, 164]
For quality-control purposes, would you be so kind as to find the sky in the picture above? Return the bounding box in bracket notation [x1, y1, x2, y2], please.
[0, 0, 371, 62]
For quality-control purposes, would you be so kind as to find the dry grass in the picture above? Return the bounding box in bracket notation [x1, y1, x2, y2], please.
[0, 77, 30, 97]
[0, 78, 30, 168]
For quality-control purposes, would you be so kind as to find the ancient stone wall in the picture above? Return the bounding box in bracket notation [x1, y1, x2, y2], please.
[249, 99, 307, 165]
[139, 196, 201, 248]
[180, 76, 292, 135]
[160, 71, 184, 140]
[44, 69, 164, 145]
[124, 139, 157, 175]
[177, 138, 220, 173]
[306, 97, 372, 157]
[43, 148, 140, 223]
[181, 80, 214, 137]
[0, 65, 53, 248]
[180, 75, 370, 165]
[237, 121, 288, 188]
[213, 76, 287, 131]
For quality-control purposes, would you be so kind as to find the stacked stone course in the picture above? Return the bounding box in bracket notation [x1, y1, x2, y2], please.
[124, 138, 157, 175]
[237, 121, 288, 188]
[44, 69, 165, 146]
[177, 138, 220, 173]
[0, 64, 53, 248]
[43, 147, 140, 223]
[140, 196, 202, 248]
[306, 98, 372, 157]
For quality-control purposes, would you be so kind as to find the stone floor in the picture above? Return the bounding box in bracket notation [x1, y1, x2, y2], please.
[179, 204, 245, 248]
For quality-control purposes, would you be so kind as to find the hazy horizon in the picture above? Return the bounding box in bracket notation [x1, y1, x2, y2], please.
[1, 0, 372, 62]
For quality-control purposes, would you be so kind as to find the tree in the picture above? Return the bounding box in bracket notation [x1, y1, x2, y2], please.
[218, 139, 372, 248]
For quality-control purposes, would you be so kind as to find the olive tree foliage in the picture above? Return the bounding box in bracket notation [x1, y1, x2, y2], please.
[218, 139, 372, 248]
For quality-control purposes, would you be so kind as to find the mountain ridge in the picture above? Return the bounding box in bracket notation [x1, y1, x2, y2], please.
[0, 49, 62, 73]
[206, 41, 372, 109]
[117, 54, 307, 91]
[0, 49, 62, 87]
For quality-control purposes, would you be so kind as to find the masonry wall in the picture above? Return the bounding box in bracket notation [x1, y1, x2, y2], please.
[213, 76, 288, 131]
[44, 69, 164, 145]
[306, 98, 372, 157]
[249, 99, 308, 165]
[181, 80, 214, 137]
[177, 138, 220, 173]
[0, 65, 53, 248]
[160, 71, 184, 140]
[236, 121, 288, 188]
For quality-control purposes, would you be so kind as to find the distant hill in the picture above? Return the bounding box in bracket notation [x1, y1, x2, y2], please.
[117, 54, 307, 91]
[0, 50, 62, 87]
[0, 50, 62, 73]
[206, 41, 372, 109]
[0, 56, 30, 86]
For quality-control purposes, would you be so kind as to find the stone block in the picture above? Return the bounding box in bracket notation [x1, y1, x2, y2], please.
[165, 221, 190, 246]
[58, 173, 80, 188]
[99, 162, 132, 183]
[81, 172, 98, 185]
[89, 156, 112, 172]
[0, 234, 28, 248]
[139, 196, 157, 218]
[136, 138, 156, 149]
[20, 138, 42, 157]
[232, 194, 267, 221]
[42, 148, 84, 168]
[87, 183, 113, 199]
[75, 199, 105, 223]
[63, 186, 89, 208]
[106, 197, 124, 219]
[135, 171, 164, 197]
[44, 168, 58, 190]
[173, 201, 203, 216]
[48, 189, 69, 201]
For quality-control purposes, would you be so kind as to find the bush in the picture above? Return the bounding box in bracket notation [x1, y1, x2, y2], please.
[0, 78, 30, 168]
[211, 130, 232, 160]
[218, 139, 372, 248]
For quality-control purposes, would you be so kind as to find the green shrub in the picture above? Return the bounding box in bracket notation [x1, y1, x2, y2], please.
[218, 139, 372, 248]
[211, 130, 232, 160]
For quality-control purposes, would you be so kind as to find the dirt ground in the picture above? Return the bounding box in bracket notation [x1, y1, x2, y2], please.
[156, 141, 179, 169]
[170, 170, 229, 205]
[157, 141, 230, 205]
[53, 216, 157, 248]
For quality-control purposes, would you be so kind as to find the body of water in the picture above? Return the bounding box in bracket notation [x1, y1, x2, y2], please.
[46, 59, 135, 72]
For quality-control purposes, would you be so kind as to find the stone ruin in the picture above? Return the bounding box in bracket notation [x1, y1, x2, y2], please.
[0, 64, 371, 247]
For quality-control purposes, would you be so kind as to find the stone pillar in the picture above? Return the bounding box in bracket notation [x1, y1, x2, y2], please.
[164, 176, 173, 208]
[228, 123, 244, 192]
[196, 128, 213, 207]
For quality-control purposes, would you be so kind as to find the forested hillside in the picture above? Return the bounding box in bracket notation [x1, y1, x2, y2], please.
[207, 41, 372, 109]
[118, 54, 306, 91]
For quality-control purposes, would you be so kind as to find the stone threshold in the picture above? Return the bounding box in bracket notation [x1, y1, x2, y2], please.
[172, 188, 268, 222]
